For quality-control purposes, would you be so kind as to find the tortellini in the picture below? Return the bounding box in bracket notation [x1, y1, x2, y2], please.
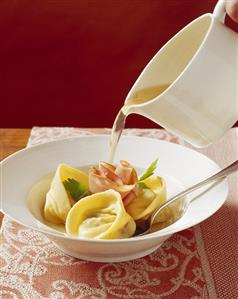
[125, 175, 167, 222]
[44, 164, 88, 224]
[43, 160, 169, 239]
[66, 189, 136, 239]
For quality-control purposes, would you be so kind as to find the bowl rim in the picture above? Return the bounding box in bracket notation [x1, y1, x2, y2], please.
[1, 134, 228, 243]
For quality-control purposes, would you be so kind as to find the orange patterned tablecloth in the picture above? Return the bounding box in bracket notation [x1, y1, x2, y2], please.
[1, 127, 238, 299]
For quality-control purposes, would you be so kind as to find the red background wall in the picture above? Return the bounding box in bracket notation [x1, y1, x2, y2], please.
[0, 0, 237, 128]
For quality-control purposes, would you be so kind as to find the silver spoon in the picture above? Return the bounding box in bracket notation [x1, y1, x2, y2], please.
[136, 160, 238, 237]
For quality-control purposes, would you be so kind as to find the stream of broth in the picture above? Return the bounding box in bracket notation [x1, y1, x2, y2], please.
[109, 84, 170, 162]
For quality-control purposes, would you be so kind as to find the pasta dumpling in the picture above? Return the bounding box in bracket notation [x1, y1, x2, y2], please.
[66, 189, 136, 239]
[125, 175, 166, 222]
[44, 164, 88, 224]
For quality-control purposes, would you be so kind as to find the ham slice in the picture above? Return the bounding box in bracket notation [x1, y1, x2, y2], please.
[123, 184, 142, 207]
[115, 160, 138, 185]
[99, 162, 123, 185]
[89, 161, 142, 205]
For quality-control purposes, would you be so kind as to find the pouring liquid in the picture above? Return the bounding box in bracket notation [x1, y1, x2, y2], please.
[109, 84, 170, 162]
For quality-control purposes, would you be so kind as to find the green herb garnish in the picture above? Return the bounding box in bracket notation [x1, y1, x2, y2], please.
[63, 178, 87, 201]
[139, 158, 158, 181]
[137, 181, 149, 189]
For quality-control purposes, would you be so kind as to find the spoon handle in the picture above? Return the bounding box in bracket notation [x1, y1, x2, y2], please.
[150, 160, 238, 225]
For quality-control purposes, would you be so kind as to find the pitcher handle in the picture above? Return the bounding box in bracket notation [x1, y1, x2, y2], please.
[213, 0, 226, 23]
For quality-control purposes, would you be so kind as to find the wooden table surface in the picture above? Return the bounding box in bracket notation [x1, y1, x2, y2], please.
[0, 128, 31, 225]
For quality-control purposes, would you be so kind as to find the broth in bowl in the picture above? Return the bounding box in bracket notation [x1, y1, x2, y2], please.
[27, 160, 183, 239]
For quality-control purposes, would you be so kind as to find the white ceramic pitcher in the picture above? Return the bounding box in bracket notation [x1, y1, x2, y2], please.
[124, 0, 238, 147]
